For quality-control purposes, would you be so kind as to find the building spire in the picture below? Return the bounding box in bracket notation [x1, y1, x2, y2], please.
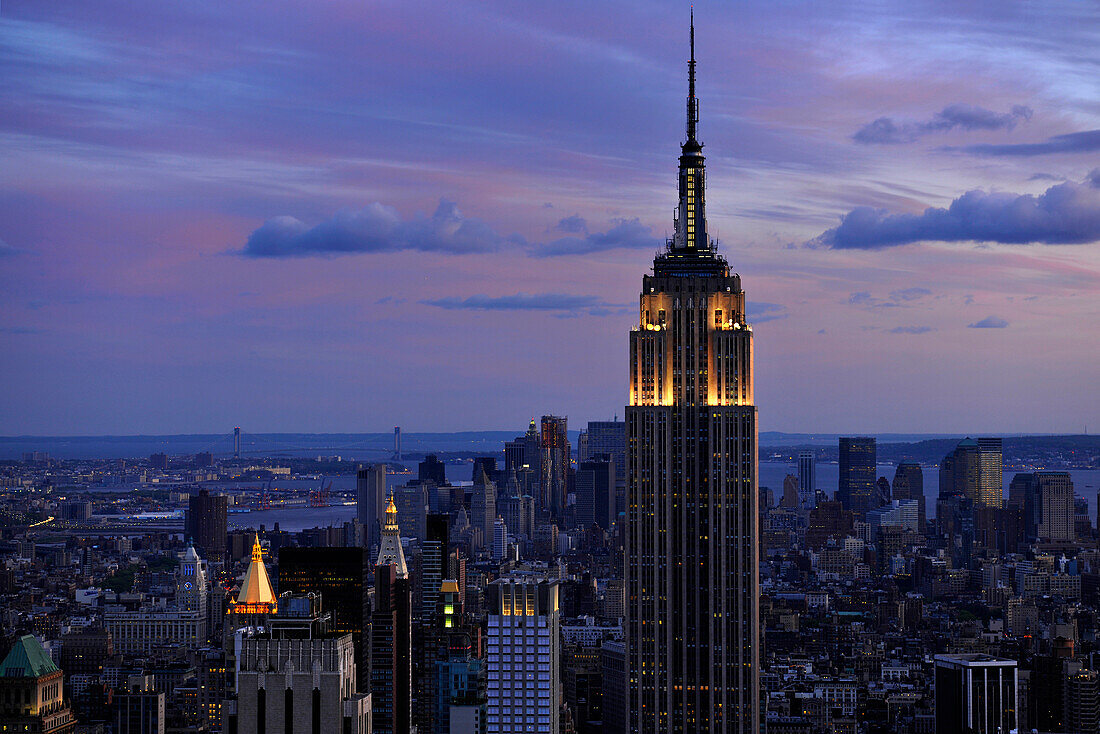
[687, 8, 698, 143]
[671, 8, 709, 253]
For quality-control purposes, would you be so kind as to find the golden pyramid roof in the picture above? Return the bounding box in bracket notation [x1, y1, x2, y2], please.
[235, 534, 277, 610]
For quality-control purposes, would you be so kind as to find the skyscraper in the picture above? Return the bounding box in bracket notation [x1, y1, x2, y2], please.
[278, 546, 372, 694]
[470, 467, 497, 551]
[978, 437, 1004, 508]
[838, 437, 876, 519]
[934, 654, 1018, 734]
[357, 463, 387, 550]
[230, 595, 371, 734]
[421, 514, 450, 620]
[486, 578, 560, 734]
[541, 415, 570, 520]
[626, 16, 760, 733]
[575, 456, 614, 530]
[184, 489, 227, 560]
[892, 461, 925, 528]
[587, 420, 627, 518]
[373, 496, 412, 734]
[419, 454, 447, 485]
[1037, 471, 1075, 543]
[797, 450, 816, 509]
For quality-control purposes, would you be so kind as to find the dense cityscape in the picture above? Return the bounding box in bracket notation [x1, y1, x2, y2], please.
[3, 425, 1100, 734]
[4, 3, 1100, 734]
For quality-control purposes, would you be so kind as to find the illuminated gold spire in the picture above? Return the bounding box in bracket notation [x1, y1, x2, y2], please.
[384, 493, 399, 530]
[376, 491, 408, 578]
[232, 533, 277, 614]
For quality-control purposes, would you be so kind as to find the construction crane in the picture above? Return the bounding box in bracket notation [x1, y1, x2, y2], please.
[309, 479, 332, 508]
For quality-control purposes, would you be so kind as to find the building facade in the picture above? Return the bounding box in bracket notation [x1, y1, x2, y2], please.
[186, 489, 227, 560]
[357, 463, 387, 550]
[838, 437, 877, 519]
[797, 451, 816, 510]
[278, 546, 372, 694]
[934, 654, 1017, 734]
[486, 578, 560, 734]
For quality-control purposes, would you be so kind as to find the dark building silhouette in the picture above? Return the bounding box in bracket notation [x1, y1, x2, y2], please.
[838, 437, 876, 519]
[419, 454, 447, 486]
[372, 497, 412, 734]
[185, 489, 227, 560]
[278, 546, 372, 694]
[892, 461, 925, 527]
[576, 456, 615, 530]
[373, 563, 412, 734]
[586, 420, 626, 519]
[875, 476, 892, 507]
[806, 501, 855, 550]
[357, 463, 387, 549]
[626, 16, 759, 732]
[471, 457, 497, 485]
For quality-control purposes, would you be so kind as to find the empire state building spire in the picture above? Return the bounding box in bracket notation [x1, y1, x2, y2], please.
[673, 11, 711, 254]
[687, 8, 698, 143]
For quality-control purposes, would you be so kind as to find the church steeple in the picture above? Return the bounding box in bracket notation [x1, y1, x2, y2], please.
[673, 11, 710, 253]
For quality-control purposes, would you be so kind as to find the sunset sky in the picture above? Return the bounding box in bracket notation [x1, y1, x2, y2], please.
[2, 1, 1099, 435]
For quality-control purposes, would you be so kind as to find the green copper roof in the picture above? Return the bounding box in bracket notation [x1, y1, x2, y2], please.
[1, 635, 59, 678]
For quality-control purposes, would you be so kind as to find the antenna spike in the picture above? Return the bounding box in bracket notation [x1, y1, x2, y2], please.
[687, 9, 698, 142]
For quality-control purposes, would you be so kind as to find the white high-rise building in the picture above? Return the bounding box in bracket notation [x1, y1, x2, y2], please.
[486, 578, 559, 734]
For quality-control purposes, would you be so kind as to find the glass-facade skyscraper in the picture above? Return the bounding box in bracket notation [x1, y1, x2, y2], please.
[838, 436, 877, 518]
[626, 16, 760, 733]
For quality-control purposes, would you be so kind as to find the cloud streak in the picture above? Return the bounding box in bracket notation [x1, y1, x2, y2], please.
[241, 204, 659, 259]
[813, 172, 1100, 249]
[421, 293, 624, 316]
[853, 104, 1032, 144]
[950, 129, 1100, 157]
[890, 326, 934, 334]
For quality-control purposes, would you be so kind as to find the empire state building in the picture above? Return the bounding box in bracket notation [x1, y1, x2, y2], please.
[625, 15, 760, 734]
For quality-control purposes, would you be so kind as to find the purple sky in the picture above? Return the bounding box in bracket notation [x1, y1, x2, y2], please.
[2, 1, 1099, 435]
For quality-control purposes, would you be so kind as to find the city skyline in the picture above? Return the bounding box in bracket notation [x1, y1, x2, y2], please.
[3, 2, 1099, 436]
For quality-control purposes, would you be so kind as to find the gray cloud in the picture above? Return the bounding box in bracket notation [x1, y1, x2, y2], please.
[951, 129, 1100, 157]
[242, 202, 656, 258]
[968, 316, 1009, 329]
[0, 239, 21, 257]
[241, 200, 505, 258]
[854, 104, 1032, 144]
[890, 326, 934, 334]
[552, 215, 588, 234]
[532, 218, 659, 257]
[889, 287, 931, 302]
[421, 293, 623, 316]
[812, 172, 1100, 249]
